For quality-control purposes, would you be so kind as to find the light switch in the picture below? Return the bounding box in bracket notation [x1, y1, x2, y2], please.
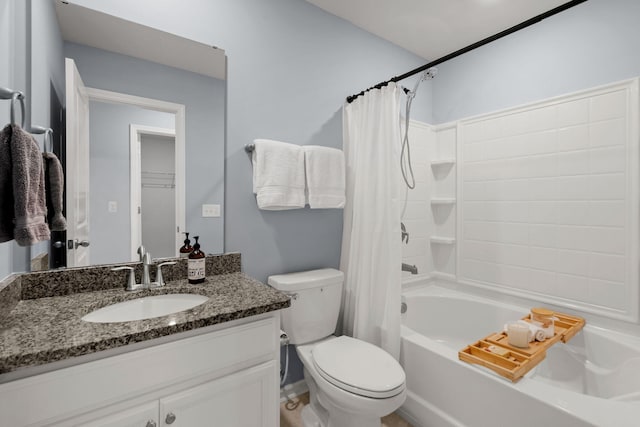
[108, 201, 118, 213]
[202, 204, 220, 217]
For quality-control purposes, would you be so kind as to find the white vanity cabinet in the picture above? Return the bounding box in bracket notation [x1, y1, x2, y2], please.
[81, 402, 159, 427]
[0, 314, 280, 427]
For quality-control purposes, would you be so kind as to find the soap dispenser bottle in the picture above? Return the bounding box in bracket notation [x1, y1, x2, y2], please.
[188, 236, 205, 284]
[179, 232, 193, 258]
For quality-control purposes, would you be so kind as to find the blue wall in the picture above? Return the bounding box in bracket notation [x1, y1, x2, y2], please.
[432, 0, 640, 123]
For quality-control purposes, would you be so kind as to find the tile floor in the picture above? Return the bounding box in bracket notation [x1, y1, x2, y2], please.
[280, 392, 414, 427]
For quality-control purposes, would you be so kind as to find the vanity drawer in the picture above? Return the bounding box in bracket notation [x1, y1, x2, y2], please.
[0, 315, 279, 426]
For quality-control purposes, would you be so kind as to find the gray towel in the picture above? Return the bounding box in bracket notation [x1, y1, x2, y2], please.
[0, 125, 13, 242]
[0, 124, 50, 245]
[43, 151, 66, 231]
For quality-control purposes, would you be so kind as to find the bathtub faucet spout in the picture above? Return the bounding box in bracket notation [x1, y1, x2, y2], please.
[402, 263, 418, 275]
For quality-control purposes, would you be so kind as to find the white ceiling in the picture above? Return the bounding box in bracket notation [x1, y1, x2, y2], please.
[305, 0, 573, 60]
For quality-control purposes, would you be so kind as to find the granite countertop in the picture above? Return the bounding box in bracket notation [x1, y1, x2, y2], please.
[0, 272, 290, 375]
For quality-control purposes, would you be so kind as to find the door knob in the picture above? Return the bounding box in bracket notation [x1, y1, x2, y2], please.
[53, 241, 65, 248]
[73, 239, 90, 249]
[145, 421, 156, 427]
[165, 412, 176, 424]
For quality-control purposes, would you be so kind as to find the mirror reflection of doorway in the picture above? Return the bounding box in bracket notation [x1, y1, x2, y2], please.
[136, 129, 176, 259]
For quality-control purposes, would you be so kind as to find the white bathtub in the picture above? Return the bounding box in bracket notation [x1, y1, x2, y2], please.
[399, 282, 640, 427]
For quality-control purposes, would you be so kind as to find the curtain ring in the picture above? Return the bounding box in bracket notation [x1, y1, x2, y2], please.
[11, 91, 25, 128]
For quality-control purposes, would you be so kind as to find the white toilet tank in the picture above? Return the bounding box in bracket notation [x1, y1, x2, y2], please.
[268, 268, 343, 345]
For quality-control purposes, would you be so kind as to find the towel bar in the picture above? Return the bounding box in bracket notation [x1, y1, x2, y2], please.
[244, 144, 255, 153]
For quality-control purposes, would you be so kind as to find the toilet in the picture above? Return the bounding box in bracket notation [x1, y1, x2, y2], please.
[269, 268, 406, 427]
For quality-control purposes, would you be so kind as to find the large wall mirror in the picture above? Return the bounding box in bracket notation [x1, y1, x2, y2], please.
[30, 0, 226, 269]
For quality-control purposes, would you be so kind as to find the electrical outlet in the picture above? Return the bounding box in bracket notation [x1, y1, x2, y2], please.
[202, 204, 220, 218]
[108, 201, 118, 213]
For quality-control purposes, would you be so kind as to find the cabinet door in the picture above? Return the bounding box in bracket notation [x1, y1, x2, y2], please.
[77, 401, 159, 427]
[159, 361, 278, 427]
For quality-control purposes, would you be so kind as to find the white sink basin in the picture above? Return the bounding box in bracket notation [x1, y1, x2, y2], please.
[82, 294, 209, 323]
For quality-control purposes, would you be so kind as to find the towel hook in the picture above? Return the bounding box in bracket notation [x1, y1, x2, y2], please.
[11, 92, 25, 128]
[0, 86, 25, 128]
[29, 125, 54, 152]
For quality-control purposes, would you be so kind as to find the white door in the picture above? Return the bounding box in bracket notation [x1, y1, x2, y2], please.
[159, 362, 278, 427]
[65, 58, 91, 267]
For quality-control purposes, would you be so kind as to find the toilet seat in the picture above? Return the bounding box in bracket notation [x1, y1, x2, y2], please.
[312, 336, 405, 399]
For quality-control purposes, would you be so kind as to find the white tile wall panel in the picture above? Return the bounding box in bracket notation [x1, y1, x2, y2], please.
[588, 279, 626, 308]
[458, 79, 639, 321]
[589, 118, 625, 147]
[528, 178, 557, 201]
[527, 224, 559, 248]
[556, 250, 590, 276]
[588, 253, 625, 283]
[401, 219, 429, 239]
[588, 174, 625, 200]
[523, 130, 558, 156]
[555, 201, 590, 226]
[403, 237, 428, 258]
[528, 247, 558, 271]
[403, 200, 429, 220]
[557, 125, 589, 152]
[555, 176, 590, 200]
[557, 99, 589, 128]
[402, 120, 435, 276]
[588, 201, 625, 227]
[590, 91, 627, 122]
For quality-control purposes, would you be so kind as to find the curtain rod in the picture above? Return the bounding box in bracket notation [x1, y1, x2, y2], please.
[346, 0, 589, 104]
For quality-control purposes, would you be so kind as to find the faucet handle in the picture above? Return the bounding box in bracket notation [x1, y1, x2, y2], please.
[111, 266, 138, 291]
[155, 261, 176, 287]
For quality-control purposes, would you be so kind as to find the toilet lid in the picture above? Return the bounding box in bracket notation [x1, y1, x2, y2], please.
[312, 336, 406, 399]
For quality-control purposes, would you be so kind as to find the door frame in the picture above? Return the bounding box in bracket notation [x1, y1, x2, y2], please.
[84, 87, 186, 261]
[130, 124, 178, 260]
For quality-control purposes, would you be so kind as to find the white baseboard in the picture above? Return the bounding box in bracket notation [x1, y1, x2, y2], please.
[280, 379, 309, 403]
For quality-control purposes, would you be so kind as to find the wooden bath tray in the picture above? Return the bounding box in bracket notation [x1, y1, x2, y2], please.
[458, 311, 585, 382]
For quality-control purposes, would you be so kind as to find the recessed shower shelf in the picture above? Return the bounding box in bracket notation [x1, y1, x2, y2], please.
[430, 236, 456, 245]
[430, 198, 456, 205]
[430, 159, 456, 167]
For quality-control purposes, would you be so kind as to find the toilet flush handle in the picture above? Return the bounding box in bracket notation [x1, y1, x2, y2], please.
[282, 291, 298, 300]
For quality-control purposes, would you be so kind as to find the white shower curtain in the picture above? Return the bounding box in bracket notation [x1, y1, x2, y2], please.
[340, 83, 403, 359]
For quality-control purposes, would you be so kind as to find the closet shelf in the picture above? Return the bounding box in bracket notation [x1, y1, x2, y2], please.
[430, 197, 456, 205]
[430, 236, 456, 245]
[430, 159, 456, 167]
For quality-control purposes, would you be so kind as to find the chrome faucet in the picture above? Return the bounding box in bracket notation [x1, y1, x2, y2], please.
[402, 263, 418, 275]
[142, 252, 152, 287]
[112, 247, 176, 291]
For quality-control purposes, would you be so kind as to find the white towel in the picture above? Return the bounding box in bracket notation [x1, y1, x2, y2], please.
[303, 145, 345, 209]
[252, 139, 305, 210]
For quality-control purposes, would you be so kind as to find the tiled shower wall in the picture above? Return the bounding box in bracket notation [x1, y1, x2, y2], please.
[401, 121, 433, 276]
[459, 79, 639, 321]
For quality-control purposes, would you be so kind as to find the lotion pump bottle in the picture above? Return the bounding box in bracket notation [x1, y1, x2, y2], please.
[188, 236, 205, 284]
[179, 232, 193, 258]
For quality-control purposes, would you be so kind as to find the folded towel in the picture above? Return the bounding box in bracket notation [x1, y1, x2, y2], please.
[0, 125, 13, 242]
[252, 139, 305, 210]
[43, 152, 67, 231]
[503, 320, 546, 342]
[1, 124, 50, 245]
[302, 145, 345, 209]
